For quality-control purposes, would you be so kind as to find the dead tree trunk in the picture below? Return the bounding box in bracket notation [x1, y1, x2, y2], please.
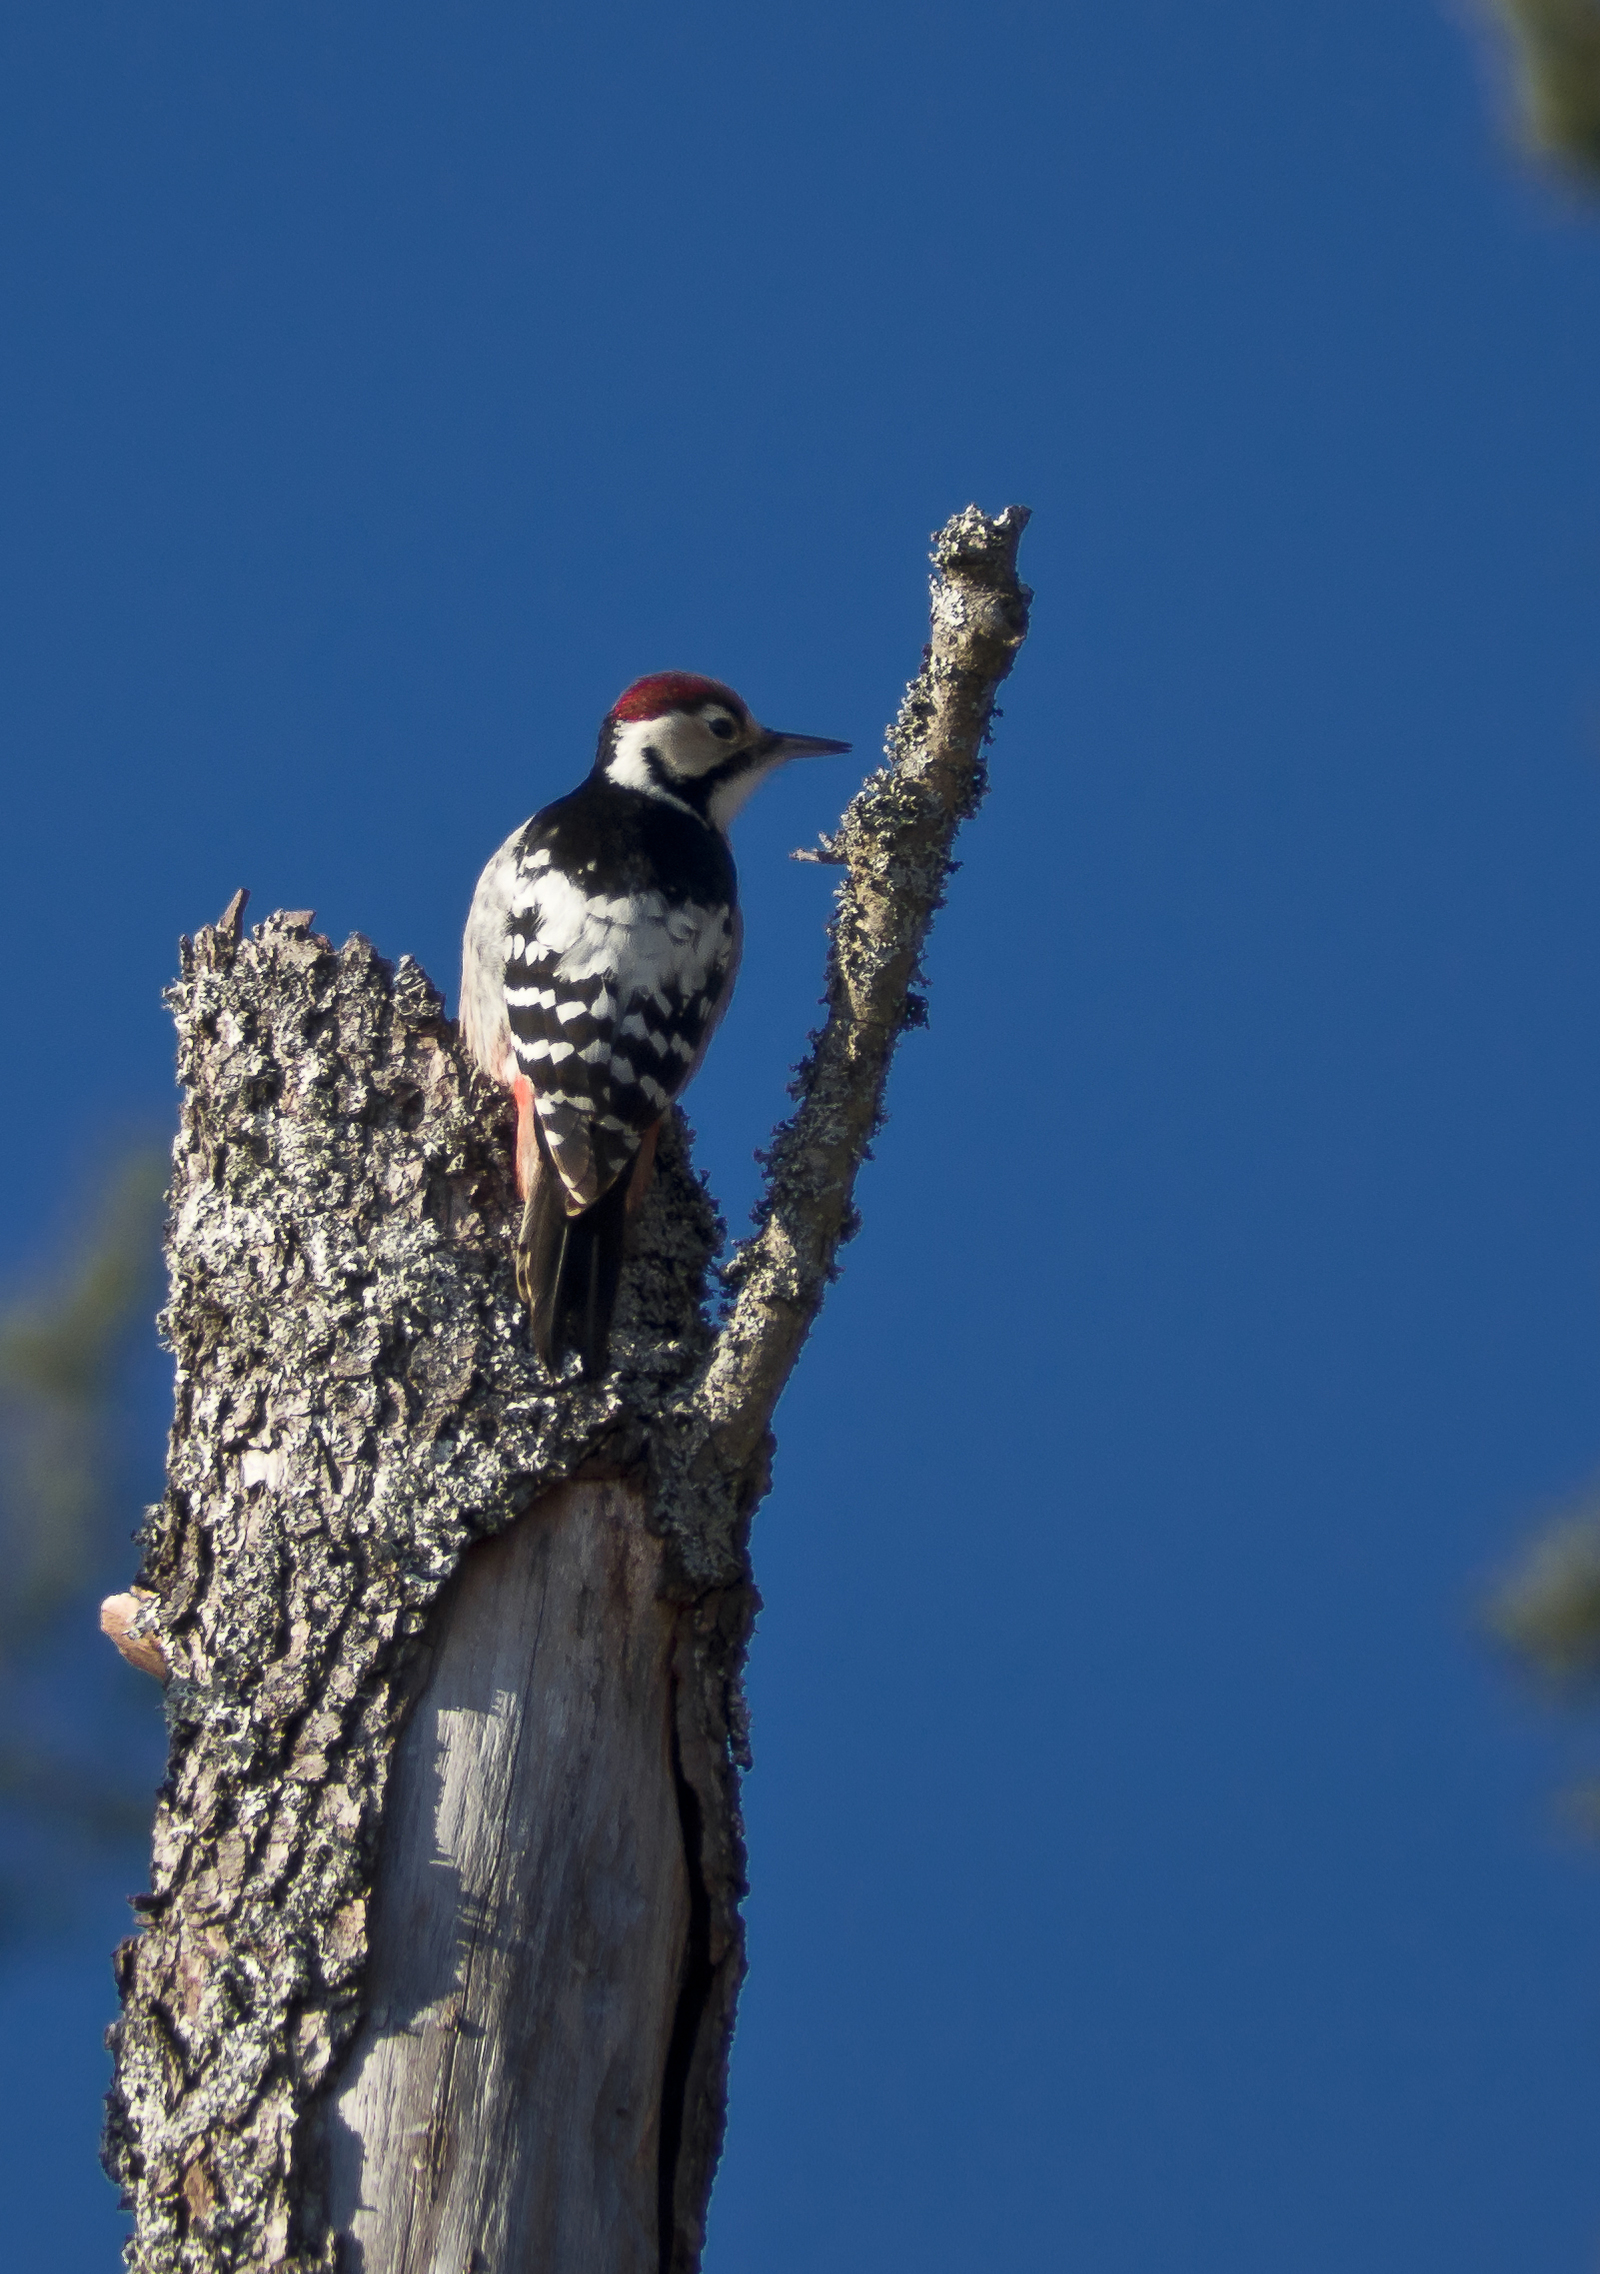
[104, 506, 1032, 2274]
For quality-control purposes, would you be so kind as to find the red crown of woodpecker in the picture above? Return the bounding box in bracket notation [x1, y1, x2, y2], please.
[609, 672, 745, 723]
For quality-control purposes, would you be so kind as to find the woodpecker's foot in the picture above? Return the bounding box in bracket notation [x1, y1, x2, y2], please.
[100, 1589, 168, 1682]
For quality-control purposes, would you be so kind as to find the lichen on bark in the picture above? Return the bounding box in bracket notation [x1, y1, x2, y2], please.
[106, 505, 1032, 2274]
[106, 903, 732, 2271]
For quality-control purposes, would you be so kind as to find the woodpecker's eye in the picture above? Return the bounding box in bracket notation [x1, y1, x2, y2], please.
[707, 716, 736, 740]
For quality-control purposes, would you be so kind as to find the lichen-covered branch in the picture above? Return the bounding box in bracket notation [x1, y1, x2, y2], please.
[106, 507, 1030, 2274]
[697, 505, 1032, 1468]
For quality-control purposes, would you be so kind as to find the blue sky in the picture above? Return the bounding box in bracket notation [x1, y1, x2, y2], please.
[4, 1, 1600, 2266]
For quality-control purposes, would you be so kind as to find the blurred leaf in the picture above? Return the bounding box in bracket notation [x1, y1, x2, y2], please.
[1487, 0, 1600, 176]
[1490, 1504, 1600, 1682]
[0, 1146, 170, 1938]
[0, 1151, 166, 1403]
[1556, 1778, 1600, 1836]
[0, 1746, 151, 1843]
[0, 1150, 166, 1638]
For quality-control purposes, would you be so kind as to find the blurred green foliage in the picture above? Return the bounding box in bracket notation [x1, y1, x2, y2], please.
[1460, 8, 1600, 1847]
[1491, 1506, 1600, 1684]
[1489, 0, 1600, 176]
[1489, 1499, 1600, 1843]
[0, 1152, 167, 1636]
[0, 1150, 170, 1929]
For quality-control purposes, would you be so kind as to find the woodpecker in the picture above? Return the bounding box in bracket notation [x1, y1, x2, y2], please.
[461, 671, 851, 1382]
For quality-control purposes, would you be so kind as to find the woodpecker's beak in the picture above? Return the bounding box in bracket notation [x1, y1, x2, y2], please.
[756, 727, 853, 762]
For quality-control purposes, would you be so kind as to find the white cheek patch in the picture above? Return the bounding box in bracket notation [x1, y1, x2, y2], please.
[607, 713, 726, 793]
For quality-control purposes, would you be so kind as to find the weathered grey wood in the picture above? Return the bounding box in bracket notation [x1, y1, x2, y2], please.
[324, 1479, 688, 2274]
[105, 507, 1031, 2274]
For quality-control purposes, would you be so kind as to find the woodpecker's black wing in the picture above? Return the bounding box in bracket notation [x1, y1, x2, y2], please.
[498, 783, 739, 1374]
[501, 791, 737, 1203]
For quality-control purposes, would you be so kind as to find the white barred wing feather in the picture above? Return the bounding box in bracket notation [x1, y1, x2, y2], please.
[500, 850, 737, 1209]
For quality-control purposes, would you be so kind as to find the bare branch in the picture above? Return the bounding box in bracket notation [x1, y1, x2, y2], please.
[695, 504, 1032, 1470]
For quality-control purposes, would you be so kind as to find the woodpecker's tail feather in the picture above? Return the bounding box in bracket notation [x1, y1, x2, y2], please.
[516, 1170, 630, 1383]
[515, 1171, 569, 1370]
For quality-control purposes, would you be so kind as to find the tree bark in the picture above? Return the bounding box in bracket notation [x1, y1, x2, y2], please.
[105, 505, 1031, 2273]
